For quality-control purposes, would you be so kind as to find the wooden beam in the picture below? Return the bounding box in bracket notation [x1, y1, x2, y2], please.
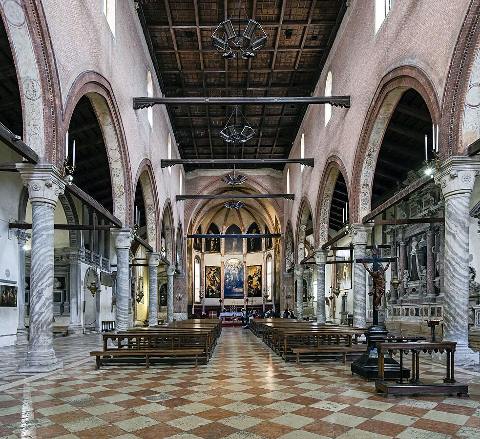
[187, 233, 281, 239]
[321, 226, 350, 250]
[133, 96, 351, 109]
[0, 122, 39, 163]
[9, 222, 114, 231]
[162, 158, 314, 168]
[176, 193, 294, 201]
[372, 217, 444, 226]
[67, 184, 122, 227]
[362, 175, 432, 223]
[134, 235, 153, 252]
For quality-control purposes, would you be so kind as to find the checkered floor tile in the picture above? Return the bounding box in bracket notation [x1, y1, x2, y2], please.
[1, 328, 480, 438]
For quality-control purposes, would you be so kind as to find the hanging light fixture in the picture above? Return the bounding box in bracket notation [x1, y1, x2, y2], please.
[224, 200, 245, 210]
[220, 106, 255, 144]
[222, 166, 247, 186]
[212, 18, 267, 60]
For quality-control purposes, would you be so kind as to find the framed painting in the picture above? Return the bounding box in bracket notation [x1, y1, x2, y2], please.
[335, 260, 352, 291]
[205, 266, 221, 298]
[247, 265, 262, 297]
[0, 285, 17, 307]
[224, 258, 244, 298]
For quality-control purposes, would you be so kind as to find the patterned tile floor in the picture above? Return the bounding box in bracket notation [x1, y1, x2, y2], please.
[1, 328, 480, 438]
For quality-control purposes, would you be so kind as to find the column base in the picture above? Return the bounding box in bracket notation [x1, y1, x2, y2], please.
[15, 329, 28, 346]
[174, 312, 188, 321]
[68, 324, 84, 334]
[18, 349, 63, 373]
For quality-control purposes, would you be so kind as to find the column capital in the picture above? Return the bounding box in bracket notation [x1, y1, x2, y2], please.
[112, 228, 133, 249]
[148, 252, 161, 267]
[16, 229, 31, 245]
[315, 249, 327, 264]
[435, 156, 480, 198]
[349, 224, 371, 246]
[167, 264, 176, 276]
[17, 163, 65, 206]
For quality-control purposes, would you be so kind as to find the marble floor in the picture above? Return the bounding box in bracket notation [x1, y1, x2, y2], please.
[1, 328, 480, 439]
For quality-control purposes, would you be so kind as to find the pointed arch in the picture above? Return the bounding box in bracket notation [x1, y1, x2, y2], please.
[351, 66, 440, 222]
[161, 199, 175, 263]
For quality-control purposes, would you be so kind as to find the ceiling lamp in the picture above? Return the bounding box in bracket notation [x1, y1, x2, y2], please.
[222, 171, 247, 186]
[212, 19, 267, 60]
[224, 200, 245, 210]
[220, 106, 255, 144]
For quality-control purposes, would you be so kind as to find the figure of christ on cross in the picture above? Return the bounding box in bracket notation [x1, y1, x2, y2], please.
[356, 246, 396, 326]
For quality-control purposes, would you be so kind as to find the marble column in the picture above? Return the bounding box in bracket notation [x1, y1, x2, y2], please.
[389, 238, 398, 304]
[17, 164, 65, 373]
[426, 227, 436, 301]
[438, 223, 445, 298]
[167, 264, 175, 323]
[435, 156, 480, 364]
[68, 250, 82, 333]
[351, 224, 371, 328]
[398, 227, 406, 299]
[295, 264, 304, 320]
[315, 249, 327, 324]
[147, 252, 160, 327]
[15, 230, 30, 345]
[112, 229, 132, 332]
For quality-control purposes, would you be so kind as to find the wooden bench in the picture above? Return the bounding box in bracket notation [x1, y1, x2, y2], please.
[292, 345, 367, 364]
[53, 326, 69, 337]
[90, 348, 205, 369]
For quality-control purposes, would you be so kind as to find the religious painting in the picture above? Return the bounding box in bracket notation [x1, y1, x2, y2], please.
[247, 265, 262, 297]
[225, 224, 243, 254]
[247, 223, 262, 253]
[335, 261, 352, 291]
[205, 223, 221, 253]
[0, 285, 17, 307]
[205, 266, 221, 298]
[224, 258, 244, 298]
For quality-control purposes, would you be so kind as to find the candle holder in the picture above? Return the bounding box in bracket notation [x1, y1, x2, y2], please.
[63, 161, 75, 185]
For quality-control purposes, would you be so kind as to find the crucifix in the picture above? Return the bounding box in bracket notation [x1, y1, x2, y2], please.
[356, 246, 397, 326]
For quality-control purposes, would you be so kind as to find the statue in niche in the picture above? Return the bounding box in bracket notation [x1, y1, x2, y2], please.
[409, 237, 420, 281]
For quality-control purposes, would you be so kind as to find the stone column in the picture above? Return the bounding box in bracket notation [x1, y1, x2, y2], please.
[112, 229, 132, 332]
[17, 164, 65, 373]
[435, 156, 480, 364]
[351, 224, 371, 328]
[398, 227, 406, 299]
[295, 264, 304, 319]
[68, 250, 82, 333]
[315, 249, 327, 324]
[426, 227, 436, 301]
[438, 223, 445, 298]
[389, 238, 398, 304]
[147, 252, 160, 327]
[16, 230, 30, 345]
[167, 264, 175, 323]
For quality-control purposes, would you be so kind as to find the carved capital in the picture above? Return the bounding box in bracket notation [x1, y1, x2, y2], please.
[315, 249, 327, 265]
[16, 229, 31, 245]
[148, 252, 161, 267]
[349, 224, 371, 246]
[167, 264, 176, 276]
[17, 164, 65, 206]
[112, 228, 133, 249]
[435, 156, 480, 199]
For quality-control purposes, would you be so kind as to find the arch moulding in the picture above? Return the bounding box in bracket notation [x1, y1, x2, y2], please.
[351, 65, 441, 222]
[314, 155, 351, 246]
[62, 71, 133, 226]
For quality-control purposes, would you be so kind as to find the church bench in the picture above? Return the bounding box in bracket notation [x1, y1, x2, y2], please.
[90, 348, 205, 369]
[53, 326, 69, 337]
[291, 345, 367, 364]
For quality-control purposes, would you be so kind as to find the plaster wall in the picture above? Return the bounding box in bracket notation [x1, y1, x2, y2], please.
[285, 0, 471, 235]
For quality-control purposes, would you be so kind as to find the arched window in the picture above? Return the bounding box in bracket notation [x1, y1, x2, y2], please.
[247, 223, 262, 253]
[265, 226, 273, 250]
[147, 71, 153, 127]
[325, 71, 333, 126]
[266, 255, 273, 301]
[375, 0, 393, 33]
[167, 134, 172, 175]
[194, 257, 201, 303]
[193, 226, 202, 251]
[286, 168, 290, 194]
[205, 223, 220, 253]
[300, 133, 305, 173]
[103, 0, 116, 36]
[225, 224, 242, 254]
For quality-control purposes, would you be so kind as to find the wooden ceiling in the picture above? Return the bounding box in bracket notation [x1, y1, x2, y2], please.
[138, 0, 347, 169]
